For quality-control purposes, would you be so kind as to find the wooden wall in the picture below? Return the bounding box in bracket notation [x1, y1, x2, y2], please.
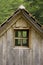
[0, 17, 43, 65]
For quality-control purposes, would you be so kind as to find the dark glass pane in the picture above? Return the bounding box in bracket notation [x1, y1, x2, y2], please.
[22, 31, 27, 38]
[18, 31, 21, 37]
[22, 39, 28, 46]
[15, 39, 21, 46]
[15, 31, 21, 37]
[15, 31, 18, 37]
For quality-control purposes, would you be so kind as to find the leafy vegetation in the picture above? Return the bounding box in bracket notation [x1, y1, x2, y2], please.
[0, 0, 43, 25]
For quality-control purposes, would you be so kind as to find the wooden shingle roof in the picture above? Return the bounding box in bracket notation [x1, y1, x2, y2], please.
[0, 6, 43, 37]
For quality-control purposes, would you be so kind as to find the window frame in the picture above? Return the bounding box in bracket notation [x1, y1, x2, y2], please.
[14, 29, 29, 47]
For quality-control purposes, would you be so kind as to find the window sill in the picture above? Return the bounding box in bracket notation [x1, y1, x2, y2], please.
[13, 46, 30, 50]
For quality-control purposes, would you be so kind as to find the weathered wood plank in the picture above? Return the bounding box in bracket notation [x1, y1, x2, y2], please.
[0, 37, 3, 65]
[40, 39, 43, 65]
[15, 17, 28, 27]
[2, 33, 7, 65]
[7, 47, 31, 65]
[6, 28, 14, 65]
[31, 29, 41, 65]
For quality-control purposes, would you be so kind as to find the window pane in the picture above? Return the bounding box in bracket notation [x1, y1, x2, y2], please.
[15, 31, 21, 37]
[15, 39, 21, 46]
[15, 31, 18, 37]
[22, 39, 28, 46]
[18, 31, 21, 37]
[22, 31, 27, 37]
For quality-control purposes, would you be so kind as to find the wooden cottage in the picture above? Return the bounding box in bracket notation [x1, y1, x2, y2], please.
[0, 5, 43, 65]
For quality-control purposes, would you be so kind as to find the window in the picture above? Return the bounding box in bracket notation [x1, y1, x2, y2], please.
[14, 30, 29, 47]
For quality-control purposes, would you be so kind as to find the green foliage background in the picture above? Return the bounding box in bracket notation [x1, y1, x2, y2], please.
[0, 0, 43, 25]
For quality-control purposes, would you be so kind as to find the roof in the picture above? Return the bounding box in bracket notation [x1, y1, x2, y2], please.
[0, 5, 43, 37]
